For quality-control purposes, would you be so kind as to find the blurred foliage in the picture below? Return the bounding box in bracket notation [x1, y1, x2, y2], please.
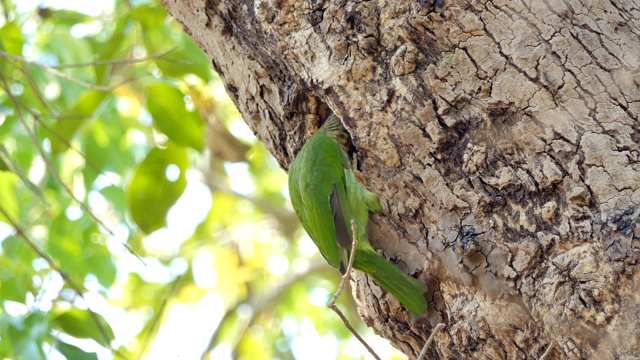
[0, 1, 403, 359]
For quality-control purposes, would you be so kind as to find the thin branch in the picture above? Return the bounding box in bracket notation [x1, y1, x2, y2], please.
[206, 174, 296, 221]
[417, 323, 445, 360]
[0, 205, 125, 359]
[327, 220, 380, 360]
[0, 50, 147, 91]
[0, 73, 116, 238]
[19, 67, 59, 116]
[135, 276, 181, 360]
[327, 221, 359, 308]
[48, 47, 181, 68]
[0, 144, 47, 204]
[0, 74, 144, 264]
[200, 261, 331, 360]
[202, 306, 237, 359]
[205, 174, 299, 239]
[539, 341, 554, 360]
[33, 116, 115, 185]
[7, 71, 110, 186]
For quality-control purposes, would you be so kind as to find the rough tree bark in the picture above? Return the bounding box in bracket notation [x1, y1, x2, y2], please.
[161, 0, 640, 358]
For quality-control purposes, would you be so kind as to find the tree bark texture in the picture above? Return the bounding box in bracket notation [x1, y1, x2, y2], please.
[161, 0, 640, 358]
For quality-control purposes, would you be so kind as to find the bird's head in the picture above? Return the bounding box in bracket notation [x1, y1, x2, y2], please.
[319, 114, 351, 154]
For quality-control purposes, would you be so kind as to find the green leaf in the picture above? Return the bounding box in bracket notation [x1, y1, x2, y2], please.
[83, 225, 116, 287]
[47, 215, 116, 288]
[93, 17, 129, 86]
[40, 9, 93, 26]
[154, 35, 212, 81]
[100, 185, 127, 215]
[50, 308, 115, 347]
[47, 214, 87, 282]
[0, 255, 32, 303]
[39, 27, 94, 94]
[128, 3, 168, 29]
[57, 341, 99, 360]
[0, 144, 47, 204]
[43, 26, 94, 67]
[127, 143, 188, 233]
[83, 114, 137, 182]
[94, 32, 125, 85]
[6, 311, 48, 360]
[147, 84, 205, 150]
[24, 312, 49, 343]
[0, 171, 19, 224]
[0, 22, 24, 56]
[50, 89, 108, 154]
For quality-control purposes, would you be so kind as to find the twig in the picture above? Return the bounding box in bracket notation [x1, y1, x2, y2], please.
[0, 205, 124, 358]
[48, 47, 182, 68]
[0, 73, 147, 265]
[0, 50, 143, 91]
[0, 144, 47, 205]
[32, 116, 116, 187]
[0, 73, 115, 237]
[539, 341, 554, 360]
[417, 323, 445, 360]
[200, 261, 331, 360]
[327, 220, 381, 360]
[327, 221, 358, 308]
[4, 72, 118, 206]
[19, 67, 59, 116]
[135, 276, 182, 360]
[205, 174, 297, 229]
[0, 74, 147, 266]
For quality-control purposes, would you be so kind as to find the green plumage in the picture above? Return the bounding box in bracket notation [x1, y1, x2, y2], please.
[288, 115, 428, 314]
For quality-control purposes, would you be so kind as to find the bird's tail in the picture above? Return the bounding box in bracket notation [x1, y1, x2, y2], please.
[354, 249, 428, 315]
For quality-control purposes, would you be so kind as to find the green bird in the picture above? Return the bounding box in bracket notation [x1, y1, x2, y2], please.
[288, 115, 428, 314]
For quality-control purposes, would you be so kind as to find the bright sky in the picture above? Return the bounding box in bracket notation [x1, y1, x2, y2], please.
[16, 0, 113, 16]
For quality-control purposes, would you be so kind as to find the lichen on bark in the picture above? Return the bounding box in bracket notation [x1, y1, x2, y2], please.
[162, 0, 640, 358]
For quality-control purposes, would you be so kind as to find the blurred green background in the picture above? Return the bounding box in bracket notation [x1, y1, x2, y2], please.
[0, 0, 403, 359]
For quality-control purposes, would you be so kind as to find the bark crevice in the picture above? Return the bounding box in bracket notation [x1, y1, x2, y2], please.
[162, 0, 640, 358]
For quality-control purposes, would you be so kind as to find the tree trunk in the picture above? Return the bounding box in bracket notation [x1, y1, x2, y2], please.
[161, 0, 640, 358]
